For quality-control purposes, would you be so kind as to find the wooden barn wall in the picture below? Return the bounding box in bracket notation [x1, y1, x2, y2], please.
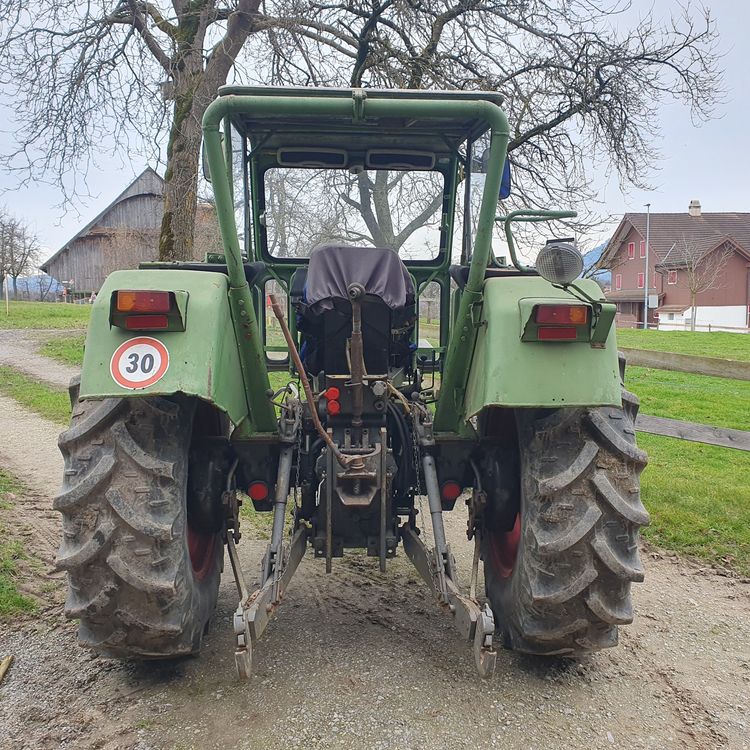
[46, 194, 162, 292]
[46, 187, 222, 293]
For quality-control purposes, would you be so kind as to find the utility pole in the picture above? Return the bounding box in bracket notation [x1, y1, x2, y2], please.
[643, 203, 651, 330]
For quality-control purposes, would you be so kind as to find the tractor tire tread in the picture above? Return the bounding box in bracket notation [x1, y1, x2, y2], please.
[484, 390, 649, 656]
[55, 378, 221, 659]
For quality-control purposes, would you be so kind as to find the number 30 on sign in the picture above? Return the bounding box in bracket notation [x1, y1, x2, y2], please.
[110, 337, 170, 390]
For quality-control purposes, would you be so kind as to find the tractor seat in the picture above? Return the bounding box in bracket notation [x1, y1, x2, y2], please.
[295, 244, 416, 375]
[304, 243, 414, 312]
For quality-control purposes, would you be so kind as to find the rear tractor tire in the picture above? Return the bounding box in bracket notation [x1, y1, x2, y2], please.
[55, 377, 225, 659]
[482, 390, 649, 656]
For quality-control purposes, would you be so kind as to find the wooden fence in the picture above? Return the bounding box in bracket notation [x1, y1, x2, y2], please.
[624, 347, 750, 451]
[620, 347, 750, 381]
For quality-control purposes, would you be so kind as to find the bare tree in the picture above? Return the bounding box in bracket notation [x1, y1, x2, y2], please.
[8, 224, 40, 298]
[37, 273, 57, 302]
[0, 208, 40, 298]
[254, 0, 721, 245]
[673, 237, 734, 331]
[262, 167, 444, 258]
[0, 210, 9, 299]
[0, 0, 262, 262]
[0, 1, 721, 267]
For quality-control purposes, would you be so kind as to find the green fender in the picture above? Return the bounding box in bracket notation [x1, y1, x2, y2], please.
[79, 269, 249, 426]
[463, 276, 621, 418]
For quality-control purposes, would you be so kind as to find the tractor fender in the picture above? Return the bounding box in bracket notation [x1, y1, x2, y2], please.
[78, 269, 249, 426]
[463, 276, 621, 418]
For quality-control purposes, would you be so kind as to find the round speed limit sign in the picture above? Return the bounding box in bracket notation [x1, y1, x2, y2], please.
[110, 337, 170, 390]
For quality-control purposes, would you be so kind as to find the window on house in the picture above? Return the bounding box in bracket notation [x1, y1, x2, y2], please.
[640, 241, 646, 258]
[615, 274, 622, 290]
[668, 270, 677, 284]
[637, 272, 644, 289]
[668, 313, 675, 321]
[628, 242, 635, 259]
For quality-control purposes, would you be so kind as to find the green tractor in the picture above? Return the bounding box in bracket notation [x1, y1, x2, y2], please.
[55, 87, 648, 679]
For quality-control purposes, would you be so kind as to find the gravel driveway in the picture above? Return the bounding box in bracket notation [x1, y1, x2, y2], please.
[0, 355, 748, 750]
[0, 329, 80, 388]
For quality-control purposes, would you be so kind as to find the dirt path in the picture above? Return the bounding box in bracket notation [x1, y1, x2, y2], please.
[0, 329, 80, 388]
[0, 406, 748, 750]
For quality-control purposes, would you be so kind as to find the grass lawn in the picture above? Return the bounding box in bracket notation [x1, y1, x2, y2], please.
[616, 328, 750, 362]
[639, 433, 750, 576]
[0, 366, 70, 425]
[626, 366, 750, 431]
[0, 301, 91, 329]
[40, 334, 86, 367]
[0, 470, 37, 617]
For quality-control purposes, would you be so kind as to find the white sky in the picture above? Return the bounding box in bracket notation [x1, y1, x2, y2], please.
[0, 0, 746, 261]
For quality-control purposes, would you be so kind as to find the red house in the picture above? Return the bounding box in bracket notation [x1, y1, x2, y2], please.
[599, 201, 750, 331]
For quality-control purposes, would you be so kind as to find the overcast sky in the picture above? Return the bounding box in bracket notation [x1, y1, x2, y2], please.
[0, 0, 747, 259]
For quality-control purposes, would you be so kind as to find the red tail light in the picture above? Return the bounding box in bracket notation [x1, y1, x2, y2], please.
[116, 290, 171, 313]
[535, 304, 589, 324]
[124, 314, 169, 330]
[248, 481, 269, 501]
[440, 480, 462, 510]
[327, 400, 341, 416]
[538, 326, 577, 340]
[323, 386, 340, 401]
[440, 481, 462, 502]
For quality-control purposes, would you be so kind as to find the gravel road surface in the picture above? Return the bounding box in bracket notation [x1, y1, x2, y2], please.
[0, 371, 748, 750]
[0, 330, 80, 388]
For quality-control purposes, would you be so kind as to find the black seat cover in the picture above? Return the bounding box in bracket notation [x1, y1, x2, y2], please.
[296, 244, 415, 375]
[305, 244, 414, 311]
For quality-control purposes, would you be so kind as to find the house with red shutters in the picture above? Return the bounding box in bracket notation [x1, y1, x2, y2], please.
[598, 201, 750, 331]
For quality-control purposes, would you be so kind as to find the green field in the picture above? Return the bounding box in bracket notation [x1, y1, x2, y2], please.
[639, 434, 750, 575]
[0, 470, 37, 617]
[617, 328, 750, 362]
[0, 301, 91, 329]
[627, 362, 750, 572]
[626, 366, 750, 431]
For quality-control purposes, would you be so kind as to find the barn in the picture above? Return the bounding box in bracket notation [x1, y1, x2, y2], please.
[41, 168, 221, 295]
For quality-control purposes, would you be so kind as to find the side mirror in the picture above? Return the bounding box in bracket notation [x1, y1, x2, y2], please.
[477, 148, 512, 199]
[201, 133, 225, 184]
[202, 140, 211, 183]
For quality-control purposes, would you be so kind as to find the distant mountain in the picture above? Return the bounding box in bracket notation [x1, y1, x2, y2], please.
[582, 241, 610, 284]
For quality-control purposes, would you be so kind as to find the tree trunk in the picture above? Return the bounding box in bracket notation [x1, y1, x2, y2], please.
[690, 291, 697, 331]
[12, 275, 17, 298]
[158, 83, 204, 262]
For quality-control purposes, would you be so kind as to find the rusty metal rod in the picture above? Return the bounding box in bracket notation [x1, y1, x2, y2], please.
[268, 294, 355, 468]
[347, 283, 366, 434]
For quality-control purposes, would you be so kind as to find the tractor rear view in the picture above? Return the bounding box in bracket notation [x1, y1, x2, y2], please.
[56, 87, 648, 678]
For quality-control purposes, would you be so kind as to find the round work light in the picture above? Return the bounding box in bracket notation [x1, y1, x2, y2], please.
[535, 240, 584, 286]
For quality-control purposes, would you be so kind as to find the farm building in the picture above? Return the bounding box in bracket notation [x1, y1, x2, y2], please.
[41, 168, 221, 295]
[599, 201, 750, 332]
